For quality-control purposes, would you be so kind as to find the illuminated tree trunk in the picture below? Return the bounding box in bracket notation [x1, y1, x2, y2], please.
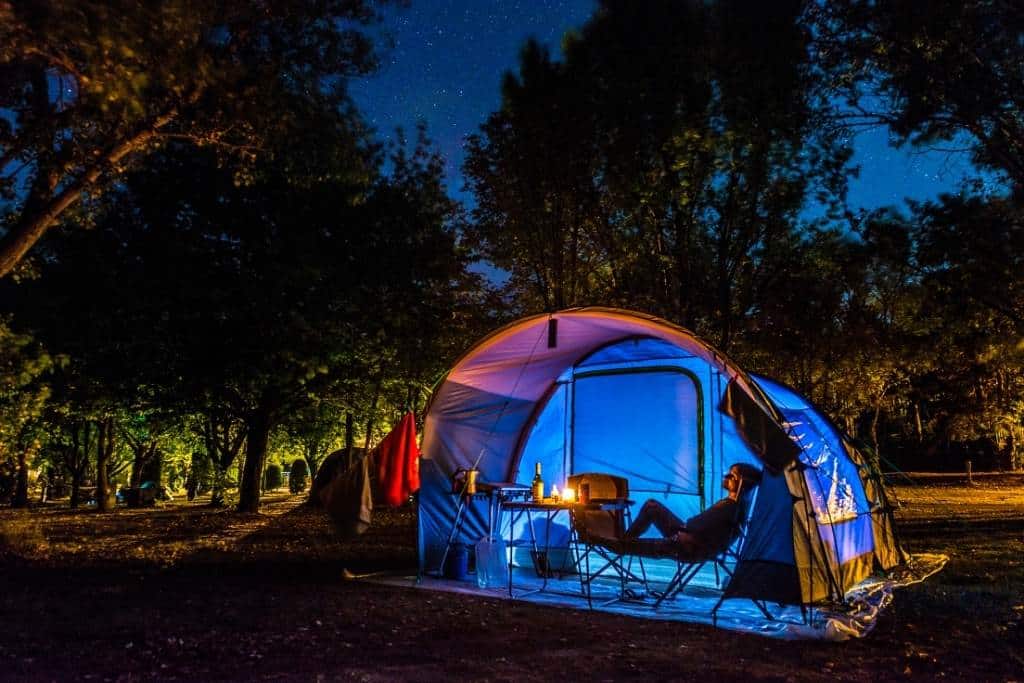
[124, 431, 158, 488]
[203, 412, 245, 508]
[67, 423, 92, 510]
[95, 418, 117, 512]
[1009, 427, 1021, 471]
[238, 407, 272, 513]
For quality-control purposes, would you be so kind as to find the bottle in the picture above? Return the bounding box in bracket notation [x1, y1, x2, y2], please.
[531, 462, 544, 501]
[475, 535, 507, 589]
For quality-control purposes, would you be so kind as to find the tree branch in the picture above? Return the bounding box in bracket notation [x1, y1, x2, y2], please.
[0, 106, 179, 278]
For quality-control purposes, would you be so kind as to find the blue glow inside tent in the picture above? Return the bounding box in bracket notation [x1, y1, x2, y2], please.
[572, 369, 703, 524]
[507, 340, 720, 564]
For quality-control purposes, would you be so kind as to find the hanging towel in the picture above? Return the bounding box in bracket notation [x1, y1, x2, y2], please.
[376, 411, 421, 507]
[321, 454, 373, 537]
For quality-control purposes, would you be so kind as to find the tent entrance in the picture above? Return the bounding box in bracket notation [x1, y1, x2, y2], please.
[508, 365, 706, 572]
[570, 366, 705, 523]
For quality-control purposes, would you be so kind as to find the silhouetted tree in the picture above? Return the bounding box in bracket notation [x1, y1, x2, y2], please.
[0, 0, 390, 277]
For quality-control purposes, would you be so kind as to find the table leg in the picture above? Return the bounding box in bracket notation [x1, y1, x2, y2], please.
[541, 510, 555, 591]
[507, 506, 514, 597]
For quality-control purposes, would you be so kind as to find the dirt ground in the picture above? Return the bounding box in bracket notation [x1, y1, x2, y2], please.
[1, 476, 1022, 682]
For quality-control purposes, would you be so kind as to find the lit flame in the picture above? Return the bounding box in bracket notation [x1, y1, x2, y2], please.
[551, 484, 560, 500]
[562, 487, 575, 503]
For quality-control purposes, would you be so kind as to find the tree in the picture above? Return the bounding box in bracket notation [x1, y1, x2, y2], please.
[465, 0, 852, 350]
[120, 410, 178, 488]
[278, 399, 347, 483]
[0, 0, 390, 278]
[910, 196, 1024, 469]
[813, 1, 1024, 468]
[816, 0, 1024, 195]
[0, 319, 57, 506]
[5, 107, 478, 514]
[465, 40, 604, 311]
[197, 410, 246, 508]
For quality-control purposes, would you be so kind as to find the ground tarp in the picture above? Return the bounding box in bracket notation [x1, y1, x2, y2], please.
[370, 553, 947, 641]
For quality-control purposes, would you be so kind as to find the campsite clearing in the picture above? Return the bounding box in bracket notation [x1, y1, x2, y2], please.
[1, 476, 1022, 681]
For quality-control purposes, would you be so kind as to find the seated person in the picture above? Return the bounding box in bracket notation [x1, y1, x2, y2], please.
[623, 463, 762, 557]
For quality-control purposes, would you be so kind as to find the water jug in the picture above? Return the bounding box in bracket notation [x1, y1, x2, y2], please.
[474, 536, 507, 589]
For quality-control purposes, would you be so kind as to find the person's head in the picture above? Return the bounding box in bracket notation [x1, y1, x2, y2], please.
[723, 463, 762, 498]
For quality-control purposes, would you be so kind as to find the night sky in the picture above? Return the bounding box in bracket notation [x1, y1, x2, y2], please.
[349, 0, 989, 212]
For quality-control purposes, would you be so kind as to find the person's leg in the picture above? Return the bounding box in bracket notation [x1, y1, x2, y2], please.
[669, 530, 707, 559]
[625, 499, 686, 539]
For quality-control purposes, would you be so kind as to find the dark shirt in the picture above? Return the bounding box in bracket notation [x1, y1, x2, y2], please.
[678, 497, 738, 552]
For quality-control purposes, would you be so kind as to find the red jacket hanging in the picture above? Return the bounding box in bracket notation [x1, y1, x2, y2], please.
[376, 411, 421, 507]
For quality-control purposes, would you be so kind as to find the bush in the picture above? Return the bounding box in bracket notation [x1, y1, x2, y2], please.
[289, 459, 308, 494]
[263, 463, 283, 491]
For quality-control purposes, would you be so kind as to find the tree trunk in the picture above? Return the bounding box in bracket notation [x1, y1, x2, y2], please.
[238, 408, 272, 513]
[67, 423, 91, 510]
[363, 377, 383, 454]
[11, 445, 29, 508]
[345, 411, 355, 469]
[673, 208, 692, 327]
[130, 454, 144, 488]
[1008, 427, 1020, 471]
[913, 402, 924, 444]
[209, 464, 228, 508]
[69, 477, 81, 509]
[304, 442, 319, 481]
[204, 412, 246, 507]
[871, 396, 884, 460]
[95, 418, 116, 512]
[144, 448, 163, 486]
[129, 442, 156, 488]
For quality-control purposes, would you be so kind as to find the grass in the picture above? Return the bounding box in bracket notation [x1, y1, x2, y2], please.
[0, 476, 1022, 681]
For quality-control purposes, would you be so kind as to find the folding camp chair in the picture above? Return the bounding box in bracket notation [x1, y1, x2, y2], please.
[641, 478, 763, 608]
[566, 473, 647, 607]
[573, 476, 760, 610]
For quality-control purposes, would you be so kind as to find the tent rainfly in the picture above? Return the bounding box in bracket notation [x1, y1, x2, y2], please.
[417, 308, 922, 635]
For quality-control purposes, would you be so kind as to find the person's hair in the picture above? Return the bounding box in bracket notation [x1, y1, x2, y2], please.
[729, 463, 762, 486]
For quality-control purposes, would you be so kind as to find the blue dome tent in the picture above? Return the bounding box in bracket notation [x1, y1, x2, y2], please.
[417, 308, 917, 636]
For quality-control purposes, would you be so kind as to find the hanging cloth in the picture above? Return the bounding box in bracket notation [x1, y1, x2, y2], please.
[321, 454, 373, 538]
[376, 411, 421, 507]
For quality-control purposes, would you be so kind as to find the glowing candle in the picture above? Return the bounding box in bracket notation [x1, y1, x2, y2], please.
[551, 484, 560, 501]
[562, 487, 575, 503]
